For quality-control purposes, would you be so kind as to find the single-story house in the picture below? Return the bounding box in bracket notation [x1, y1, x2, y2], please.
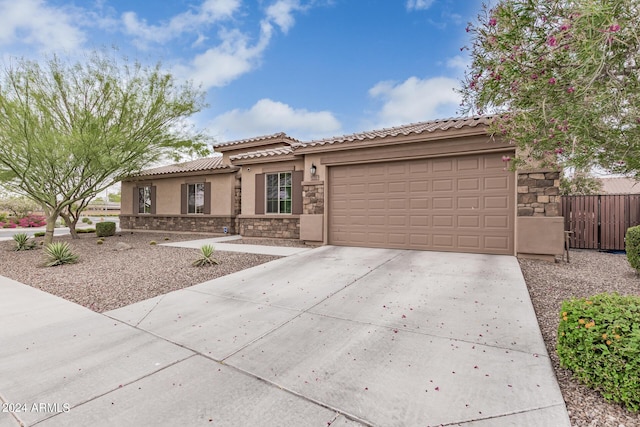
[120, 115, 564, 259]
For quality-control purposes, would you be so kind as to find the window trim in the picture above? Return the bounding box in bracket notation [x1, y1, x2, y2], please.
[187, 182, 206, 214]
[266, 172, 292, 214]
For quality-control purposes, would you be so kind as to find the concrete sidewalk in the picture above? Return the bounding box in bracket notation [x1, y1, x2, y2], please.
[160, 235, 311, 256]
[0, 246, 570, 426]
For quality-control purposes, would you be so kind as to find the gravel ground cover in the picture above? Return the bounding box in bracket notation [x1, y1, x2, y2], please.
[0, 232, 279, 312]
[519, 250, 640, 427]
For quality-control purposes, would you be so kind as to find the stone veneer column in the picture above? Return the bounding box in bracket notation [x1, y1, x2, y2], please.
[302, 183, 324, 215]
[517, 170, 561, 217]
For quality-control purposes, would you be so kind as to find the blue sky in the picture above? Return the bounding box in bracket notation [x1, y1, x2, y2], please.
[0, 0, 485, 143]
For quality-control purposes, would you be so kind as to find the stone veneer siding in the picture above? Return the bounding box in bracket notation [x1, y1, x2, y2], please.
[517, 170, 561, 217]
[120, 215, 236, 234]
[303, 182, 324, 215]
[238, 217, 300, 239]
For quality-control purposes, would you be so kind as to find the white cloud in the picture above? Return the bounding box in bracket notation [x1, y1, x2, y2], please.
[122, 0, 240, 46]
[211, 98, 342, 140]
[266, 0, 306, 34]
[446, 55, 469, 71]
[369, 76, 462, 126]
[0, 0, 85, 51]
[177, 0, 308, 89]
[406, 0, 435, 11]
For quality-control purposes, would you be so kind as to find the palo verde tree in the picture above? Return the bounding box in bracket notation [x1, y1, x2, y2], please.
[460, 0, 640, 175]
[0, 51, 211, 243]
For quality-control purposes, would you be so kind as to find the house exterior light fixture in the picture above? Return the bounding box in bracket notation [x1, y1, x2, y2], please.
[310, 164, 317, 176]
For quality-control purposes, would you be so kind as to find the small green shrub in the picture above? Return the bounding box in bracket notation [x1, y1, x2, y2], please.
[81, 217, 92, 224]
[95, 221, 116, 238]
[557, 293, 640, 412]
[13, 233, 36, 251]
[626, 225, 640, 271]
[76, 228, 96, 234]
[34, 231, 45, 237]
[43, 242, 79, 267]
[96, 239, 104, 245]
[164, 237, 170, 241]
[149, 241, 157, 245]
[192, 244, 220, 267]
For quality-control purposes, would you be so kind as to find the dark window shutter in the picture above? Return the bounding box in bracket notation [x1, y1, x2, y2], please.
[204, 182, 211, 214]
[255, 174, 265, 215]
[292, 170, 303, 215]
[180, 184, 187, 214]
[150, 186, 157, 214]
[133, 186, 139, 214]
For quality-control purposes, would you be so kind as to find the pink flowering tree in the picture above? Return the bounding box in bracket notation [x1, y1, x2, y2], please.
[460, 0, 640, 175]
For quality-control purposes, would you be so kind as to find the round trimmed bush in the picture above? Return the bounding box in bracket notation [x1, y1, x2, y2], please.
[557, 293, 640, 412]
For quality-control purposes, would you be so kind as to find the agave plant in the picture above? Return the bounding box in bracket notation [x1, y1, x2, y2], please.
[192, 244, 219, 267]
[13, 233, 36, 251]
[44, 242, 79, 267]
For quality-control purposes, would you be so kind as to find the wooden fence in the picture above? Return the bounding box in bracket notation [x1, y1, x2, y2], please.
[561, 195, 640, 250]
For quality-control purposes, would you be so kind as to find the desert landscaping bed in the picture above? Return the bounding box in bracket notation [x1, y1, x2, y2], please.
[519, 250, 640, 427]
[0, 232, 279, 312]
[1, 232, 639, 425]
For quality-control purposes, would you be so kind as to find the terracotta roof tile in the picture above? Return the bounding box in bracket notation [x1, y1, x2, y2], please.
[301, 115, 495, 148]
[229, 146, 297, 161]
[134, 156, 232, 177]
[214, 132, 299, 148]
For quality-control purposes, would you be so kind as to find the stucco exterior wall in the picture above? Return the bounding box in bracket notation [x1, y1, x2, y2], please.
[237, 160, 304, 215]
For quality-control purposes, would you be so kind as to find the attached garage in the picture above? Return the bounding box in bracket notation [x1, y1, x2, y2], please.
[328, 152, 515, 255]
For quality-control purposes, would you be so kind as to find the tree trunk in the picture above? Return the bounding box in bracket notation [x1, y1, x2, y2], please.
[44, 211, 58, 245]
[60, 212, 79, 239]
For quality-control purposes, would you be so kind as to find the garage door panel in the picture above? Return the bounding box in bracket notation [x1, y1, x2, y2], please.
[458, 178, 480, 191]
[457, 157, 480, 171]
[485, 176, 510, 190]
[458, 235, 481, 249]
[458, 197, 479, 209]
[485, 196, 509, 209]
[329, 153, 514, 255]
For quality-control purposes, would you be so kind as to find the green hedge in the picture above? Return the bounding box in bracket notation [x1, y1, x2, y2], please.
[557, 293, 640, 412]
[626, 225, 640, 271]
[95, 221, 116, 238]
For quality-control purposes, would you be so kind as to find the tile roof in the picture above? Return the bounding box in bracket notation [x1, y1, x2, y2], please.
[229, 146, 297, 161]
[214, 132, 299, 149]
[133, 156, 233, 177]
[300, 115, 495, 148]
[600, 177, 640, 194]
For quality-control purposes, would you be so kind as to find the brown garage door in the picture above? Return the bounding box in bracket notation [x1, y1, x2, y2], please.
[328, 153, 515, 255]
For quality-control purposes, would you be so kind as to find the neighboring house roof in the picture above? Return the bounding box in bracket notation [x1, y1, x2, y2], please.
[229, 146, 299, 164]
[131, 156, 236, 178]
[600, 177, 640, 194]
[214, 132, 299, 151]
[297, 115, 495, 150]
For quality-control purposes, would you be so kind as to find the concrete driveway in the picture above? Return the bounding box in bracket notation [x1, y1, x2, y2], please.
[0, 246, 569, 426]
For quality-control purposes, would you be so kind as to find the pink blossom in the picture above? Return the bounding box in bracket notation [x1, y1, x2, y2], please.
[560, 24, 571, 31]
[548, 77, 556, 84]
[501, 155, 511, 162]
[548, 36, 557, 47]
[531, 73, 538, 80]
[609, 24, 620, 32]
[567, 86, 575, 93]
[465, 25, 471, 33]
[489, 17, 497, 26]
[554, 148, 564, 154]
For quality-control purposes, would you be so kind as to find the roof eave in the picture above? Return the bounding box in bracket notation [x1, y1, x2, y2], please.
[122, 165, 240, 181]
[230, 153, 300, 165]
[294, 126, 490, 155]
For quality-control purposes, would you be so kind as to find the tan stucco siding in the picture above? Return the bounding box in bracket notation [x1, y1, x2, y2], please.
[239, 160, 304, 215]
[123, 173, 236, 216]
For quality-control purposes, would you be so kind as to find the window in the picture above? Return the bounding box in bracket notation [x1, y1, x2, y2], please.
[138, 186, 152, 214]
[266, 172, 292, 213]
[187, 183, 205, 214]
